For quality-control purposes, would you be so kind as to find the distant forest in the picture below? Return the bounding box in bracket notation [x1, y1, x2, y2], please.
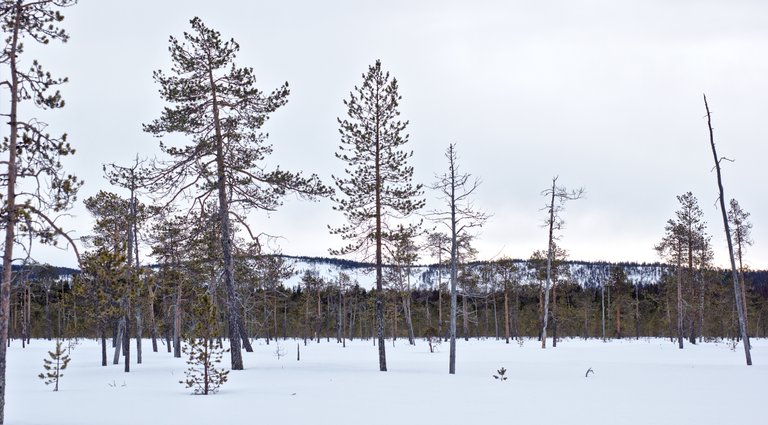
[6, 256, 768, 355]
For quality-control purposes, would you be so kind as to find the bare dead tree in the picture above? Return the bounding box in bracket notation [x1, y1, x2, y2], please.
[429, 143, 489, 374]
[540, 177, 583, 348]
[703, 94, 751, 365]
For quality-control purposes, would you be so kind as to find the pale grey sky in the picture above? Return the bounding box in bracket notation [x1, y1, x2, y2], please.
[18, 0, 768, 269]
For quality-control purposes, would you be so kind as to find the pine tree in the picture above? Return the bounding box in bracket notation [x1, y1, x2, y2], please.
[1, 1, 80, 421]
[74, 249, 129, 367]
[655, 192, 707, 348]
[728, 199, 753, 335]
[181, 294, 229, 395]
[144, 17, 330, 370]
[38, 340, 71, 392]
[331, 60, 424, 371]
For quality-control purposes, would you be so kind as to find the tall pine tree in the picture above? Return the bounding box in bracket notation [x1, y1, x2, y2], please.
[1, 1, 80, 422]
[144, 17, 330, 370]
[331, 60, 423, 371]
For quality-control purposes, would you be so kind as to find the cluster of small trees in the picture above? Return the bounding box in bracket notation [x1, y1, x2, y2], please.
[11, 257, 768, 349]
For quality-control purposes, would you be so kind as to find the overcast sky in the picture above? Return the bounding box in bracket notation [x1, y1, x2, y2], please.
[18, 0, 768, 270]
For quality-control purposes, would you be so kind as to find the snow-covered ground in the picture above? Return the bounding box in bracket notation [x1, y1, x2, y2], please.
[7, 337, 767, 425]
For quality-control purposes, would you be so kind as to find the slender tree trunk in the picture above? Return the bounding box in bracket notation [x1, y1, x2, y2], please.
[437, 263, 443, 341]
[504, 282, 510, 344]
[676, 253, 684, 349]
[0, 9, 23, 422]
[113, 318, 124, 365]
[601, 282, 606, 341]
[150, 294, 158, 352]
[462, 294, 469, 341]
[101, 328, 107, 366]
[698, 268, 704, 343]
[542, 178, 556, 349]
[45, 289, 52, 341]
[123, 304, 131, 372]
[374, 111, 386, 372]
[20, 286, 27, 349]
[703, 94, 751, 365]
[237, 315, 253, 352]
[552, 283, 558, 347]
[449, 148, 458, 374]
[635, 282, 641, 340]
[403, 296, 415, 345]
[173, 284, 181, 358]
[493, 295, 499, 340]
[207, 60, 245, 370]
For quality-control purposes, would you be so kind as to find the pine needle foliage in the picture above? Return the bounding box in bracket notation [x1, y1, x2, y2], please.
[144, 17, 330, 370]
[330, 60, 424, 371]
[38, 340, 71, 391]
[180, 294, 229, 395]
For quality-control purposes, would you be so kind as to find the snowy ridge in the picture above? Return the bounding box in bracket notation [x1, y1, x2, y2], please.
[280, 255, 669, 290]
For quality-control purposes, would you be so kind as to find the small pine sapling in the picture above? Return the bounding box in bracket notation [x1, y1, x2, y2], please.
[39, 340, 71, 391]
[274, 341, 287, 360]
[180, 294, 229, 395]
[493, 367, 508, 381]
[424, 327, 441, 353]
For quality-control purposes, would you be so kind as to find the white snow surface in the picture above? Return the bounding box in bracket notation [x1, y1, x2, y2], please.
[8, 337, 767, 425]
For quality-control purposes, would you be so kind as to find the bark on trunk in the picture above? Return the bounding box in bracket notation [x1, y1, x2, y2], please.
[504, 282, 510, 344]
[676, 253, 684, 349]
[448, 147, 458, 374]
[703, 94, 751, 365]
[208, 58, 244, 370]
[542, 178, 556, 349]
[0, 9, 23, 422]
[173, 285, 181, 358]
[101, 329, 107, 366]
[403, 296, 415, 345]
[113, 319, 124, 365]
[374, 109, 387, 372]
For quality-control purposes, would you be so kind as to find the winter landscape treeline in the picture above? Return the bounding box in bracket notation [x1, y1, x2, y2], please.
[6, 255, 768, 351]
[0, 1, 763, 422]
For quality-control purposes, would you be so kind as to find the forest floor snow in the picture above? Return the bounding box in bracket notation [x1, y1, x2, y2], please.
[7, 337, 767, 425]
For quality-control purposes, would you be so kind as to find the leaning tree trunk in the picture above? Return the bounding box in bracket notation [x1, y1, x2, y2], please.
[703, 94, 751, 365]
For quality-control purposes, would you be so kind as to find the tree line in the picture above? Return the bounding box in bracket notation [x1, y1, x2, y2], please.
[4, 255, 768, 348]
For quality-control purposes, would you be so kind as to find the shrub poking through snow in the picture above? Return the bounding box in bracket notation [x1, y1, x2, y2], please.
[493, 367, 508, 381]
[39, 340, 71, 391]
[274, 341, 287, 360]
[180, 294, 229, 395]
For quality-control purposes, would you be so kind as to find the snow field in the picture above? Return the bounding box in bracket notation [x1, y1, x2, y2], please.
[7, 337, 767, 425]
